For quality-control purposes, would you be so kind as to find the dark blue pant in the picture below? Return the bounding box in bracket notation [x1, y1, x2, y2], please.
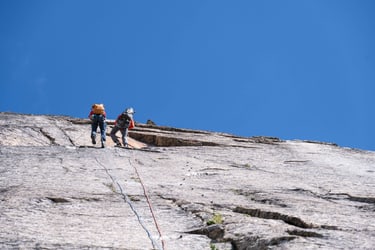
[91, 115, 106, 142]
[110, 126, 128, 146]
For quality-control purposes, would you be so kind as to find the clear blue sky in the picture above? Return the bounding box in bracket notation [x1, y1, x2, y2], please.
[1, 1, 374, 151]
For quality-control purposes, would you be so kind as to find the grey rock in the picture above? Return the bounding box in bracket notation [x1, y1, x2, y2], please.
[1, 112, 375, 249]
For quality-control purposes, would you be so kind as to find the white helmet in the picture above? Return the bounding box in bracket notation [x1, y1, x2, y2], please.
[125, 107, 134, 114]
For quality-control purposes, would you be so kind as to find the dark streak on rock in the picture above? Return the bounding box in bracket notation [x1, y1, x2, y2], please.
[186, 224, 225, 240]
[287, 229, 323, 238]
[325, 192, 375, 204]
[46, 197, 70, 203]
[284, 160, 310, 163]
[39, 128, 56, 145]
[234, 206, 315, 229]
[129, 132, 220, 147]
[231, 235, 296, 250]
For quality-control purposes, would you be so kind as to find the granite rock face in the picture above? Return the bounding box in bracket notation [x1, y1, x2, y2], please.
[1, 112, 375, 250]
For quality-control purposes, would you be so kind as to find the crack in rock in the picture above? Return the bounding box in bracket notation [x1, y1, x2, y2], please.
[284, 160, 310, 163]
[46, 196, 102, 203]
[56, 124, 75, 146]
[232, 235, 296, 250]
[46, 197, 70, 203]
[233, 189, 288, 208]
[129, 132, 220, 147]
[186, 224, 225, 240]
[233, 206, 315, 229]
[286, 229, 323, 238]
[39, 128, 57, 145]
[345, 194, 375, 204]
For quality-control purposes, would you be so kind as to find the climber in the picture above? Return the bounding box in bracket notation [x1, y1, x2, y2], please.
[88, 104, 107, 148]
[111, 107, 135, 148]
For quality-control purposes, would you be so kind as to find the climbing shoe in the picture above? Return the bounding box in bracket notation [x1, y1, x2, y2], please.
[91, 135, 96, 145]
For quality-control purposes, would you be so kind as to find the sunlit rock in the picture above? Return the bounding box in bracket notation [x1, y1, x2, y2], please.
[1, 112, 374, 249]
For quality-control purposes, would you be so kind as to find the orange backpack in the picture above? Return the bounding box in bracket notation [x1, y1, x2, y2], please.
[92, 104, 105, 115]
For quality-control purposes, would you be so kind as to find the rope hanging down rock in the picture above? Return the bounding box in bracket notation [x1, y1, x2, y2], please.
[95, 157, 164, 250]
[128, 149, 166, 250]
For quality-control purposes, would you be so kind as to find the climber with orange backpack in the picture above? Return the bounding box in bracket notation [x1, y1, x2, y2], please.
[88, 104, 107, 148]
[110, 107, 135, 148]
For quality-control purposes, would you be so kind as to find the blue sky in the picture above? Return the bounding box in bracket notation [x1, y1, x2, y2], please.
[1, 1, 374, 151]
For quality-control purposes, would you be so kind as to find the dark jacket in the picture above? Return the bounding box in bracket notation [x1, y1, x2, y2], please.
[115, 113, 133, 129]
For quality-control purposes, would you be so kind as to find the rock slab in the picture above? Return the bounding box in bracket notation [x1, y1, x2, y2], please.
[1, 112, 375, 249]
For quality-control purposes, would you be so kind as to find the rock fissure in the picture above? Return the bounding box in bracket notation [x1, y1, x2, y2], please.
[129, 132, 220, 147]
[46, 197, 70, 203]
[284, 160, 310, 163]
[39, 128, 57, 145]
[233, 189, 288, 207]
[231, 235, 297, 250]
[286, 229, 324, 238]
[56, 125, 75, 146]
[233, 206, 315, 229]
[324, 192, 375, 205]
[186, 224, 225, 240]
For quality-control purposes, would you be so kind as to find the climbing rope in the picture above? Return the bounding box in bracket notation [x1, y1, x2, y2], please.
[128, 149, 166, 250]
[95, 157, 163, 250]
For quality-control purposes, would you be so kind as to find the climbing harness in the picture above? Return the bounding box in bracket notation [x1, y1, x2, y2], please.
[95, 149, 165, 250]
